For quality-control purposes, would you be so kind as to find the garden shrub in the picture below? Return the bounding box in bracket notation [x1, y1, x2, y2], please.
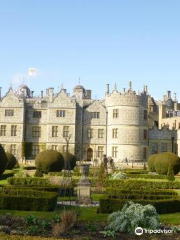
[52, 210, 77, 236]
[0, 144, 7, 177]
[109, 172, 127, 180]
[99, 197, 180, 214]
[123, 169, 149, 174]
[167, 165, 175, 181]
[8, 177, 51, 186]
[23, 166, 36, 170]
[125, 173, 167, 179]
[2, 185, 74, 196]
[61, 152, 77, 170]
[0, 189, 58, 211]
[5, 152, 17, 170]
[148, 154, 158, 172]
[106, 188, 178, 197]
[0, 170, 14, 180]
[104, 179, 180, 190]
[35, 150, 64, 174]
[106, 201, 160, 234]
[154, 152, 180, 175]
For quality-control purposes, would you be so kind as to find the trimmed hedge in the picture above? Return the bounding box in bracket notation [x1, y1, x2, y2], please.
[23, 166, 36, 170]
[0, 189, 58, 211]
[126, 173, 167, 179]
[0, 170, 14, 180]
[99, 198, 180, 214]
[154, 152, 180, 175]
[2, 185, 74, 197]
[8, 177, 51, 186]
[106, 188, 178, 197]
[104, 179, 180, 190]
[123, 170, 149, 174]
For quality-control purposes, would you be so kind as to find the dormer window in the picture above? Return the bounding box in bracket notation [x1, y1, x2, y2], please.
[5, 109, 14, 116]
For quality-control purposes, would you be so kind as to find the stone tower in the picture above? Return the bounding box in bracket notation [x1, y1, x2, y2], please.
[105, 82, 148, 163]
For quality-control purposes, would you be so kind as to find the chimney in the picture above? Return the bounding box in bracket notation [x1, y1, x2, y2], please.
[40, 91, 43, 98]
[123, 88, 126, 93]
[49, 88, 54, 102]
[46, 89, 49, 96]
[129, 81, 132, 90]
[145, 85, 148, 92]
[106, 84, 109, 94]
[0, 87, 1, 99]
[163, 95, 166, 102]
[167, 91, 171, 99]
[86, 89, 91, 99]
[30, 91, 34, 98]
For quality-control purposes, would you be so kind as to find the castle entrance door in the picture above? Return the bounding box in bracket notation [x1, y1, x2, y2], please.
[87, 148, 93, 161]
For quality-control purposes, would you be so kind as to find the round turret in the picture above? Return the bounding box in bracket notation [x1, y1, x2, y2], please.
[105, 86, 148, 163]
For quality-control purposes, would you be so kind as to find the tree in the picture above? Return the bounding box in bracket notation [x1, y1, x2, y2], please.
[0, 144, 7, 176]
[6, 152, 17, 170]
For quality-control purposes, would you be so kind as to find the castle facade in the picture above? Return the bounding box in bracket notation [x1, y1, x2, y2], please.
[0, 82, 179, 164]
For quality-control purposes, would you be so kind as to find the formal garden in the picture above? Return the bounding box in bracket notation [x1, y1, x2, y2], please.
[0, 144, 180, 240]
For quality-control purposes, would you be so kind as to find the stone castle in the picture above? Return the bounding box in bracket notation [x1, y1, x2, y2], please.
[0, 82, 179, 164]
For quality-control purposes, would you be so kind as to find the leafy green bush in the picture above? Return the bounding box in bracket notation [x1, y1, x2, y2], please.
[0, 189, 58, 211]
[154, 152, 180, 175]
[61, 152, 77, 170]
[109, 172, 127, 180]
[106, 201, 160, 234]
[0, 144, 7, 176]
[148, 154, 158, 172]
[167, 165, 175, 181]
[5, 152, 17, 170]
[35, 150, 64, 174]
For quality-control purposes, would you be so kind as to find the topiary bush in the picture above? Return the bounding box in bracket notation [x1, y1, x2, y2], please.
[0, 144, 8, 176]
[106, 201, 160, 234]
[61, 152, 77, 170]
[154, 152, 180, 175]
[148, 154, 158, 172]
[35, 150, 64, 174]
[6, 152, 17, 170]
[167, 165, 175, 181]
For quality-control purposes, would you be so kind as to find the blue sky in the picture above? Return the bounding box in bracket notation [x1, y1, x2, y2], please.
[0, 0, 180, 100]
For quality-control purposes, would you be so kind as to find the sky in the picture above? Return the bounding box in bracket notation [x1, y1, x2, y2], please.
[0, 0, 180, 100]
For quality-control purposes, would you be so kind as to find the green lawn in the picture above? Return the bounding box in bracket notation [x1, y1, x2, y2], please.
[160, 212, 180, 225]
[0, 206, 179, 225]
[0, 205, 108, 222]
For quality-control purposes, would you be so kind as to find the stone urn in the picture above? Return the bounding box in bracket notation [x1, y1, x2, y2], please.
[79, 163, 90, 181]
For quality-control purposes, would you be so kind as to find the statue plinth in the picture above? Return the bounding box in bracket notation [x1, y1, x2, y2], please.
[76, 163, 91, 205]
